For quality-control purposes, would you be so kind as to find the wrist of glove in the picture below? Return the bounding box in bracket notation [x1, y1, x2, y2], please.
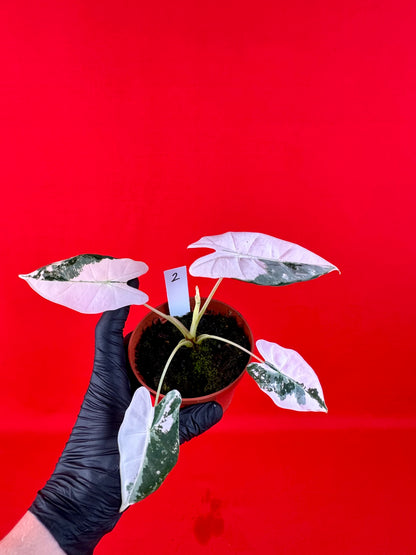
[29, 307, 222, 555]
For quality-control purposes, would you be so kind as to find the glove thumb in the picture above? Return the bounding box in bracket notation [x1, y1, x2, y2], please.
[95, 307, 130, 357]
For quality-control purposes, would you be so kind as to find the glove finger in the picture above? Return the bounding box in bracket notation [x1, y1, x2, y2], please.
[88, 307, 132, 414]
[95, 306, 130, 360]
[124, 331, 140, 394]
[179, 402, 223, 444]
[94, 278, 138, 357]
[127, 277, 139, 289]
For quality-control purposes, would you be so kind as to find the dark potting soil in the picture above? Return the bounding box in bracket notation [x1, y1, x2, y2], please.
[135, 311, 251, 398]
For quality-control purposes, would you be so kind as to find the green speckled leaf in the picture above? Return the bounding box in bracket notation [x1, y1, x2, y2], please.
[18, 254, 149, 313]
[118, 388, 182, 512]
[247, 339, 327, 412]
[188, 231, 339, 286]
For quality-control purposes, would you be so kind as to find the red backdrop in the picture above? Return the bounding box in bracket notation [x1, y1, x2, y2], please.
[1, 1, 415, 553]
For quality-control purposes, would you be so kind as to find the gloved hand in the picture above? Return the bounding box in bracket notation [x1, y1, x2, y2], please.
[29, 304, 223, 555]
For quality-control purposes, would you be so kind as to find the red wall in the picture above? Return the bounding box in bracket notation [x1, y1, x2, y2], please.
[1, 1, 415, 552]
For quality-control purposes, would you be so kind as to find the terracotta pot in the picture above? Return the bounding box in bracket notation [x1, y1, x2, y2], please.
[127, 297, 254, 410]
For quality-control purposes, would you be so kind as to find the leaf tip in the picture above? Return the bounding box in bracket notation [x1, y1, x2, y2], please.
[187, 239, 198, 250]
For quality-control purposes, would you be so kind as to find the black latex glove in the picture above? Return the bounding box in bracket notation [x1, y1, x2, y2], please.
[29, 305, 223, 555]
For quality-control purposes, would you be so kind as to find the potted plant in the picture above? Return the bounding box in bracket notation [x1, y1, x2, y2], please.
[19, 231, 338, 512]
[128, 295, 254, 410]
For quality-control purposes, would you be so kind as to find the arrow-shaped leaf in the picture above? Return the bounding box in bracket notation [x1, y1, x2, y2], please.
[188, 231, 338, 286]
[118, 387, 182, 512]
[247, 339, 327, 412]
[19, 254, 149, 313]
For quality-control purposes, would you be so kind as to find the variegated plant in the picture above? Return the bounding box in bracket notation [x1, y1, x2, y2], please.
[19, 231, 339, 511]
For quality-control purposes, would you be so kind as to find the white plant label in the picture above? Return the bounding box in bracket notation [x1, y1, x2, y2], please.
[163, 265, 190, 316]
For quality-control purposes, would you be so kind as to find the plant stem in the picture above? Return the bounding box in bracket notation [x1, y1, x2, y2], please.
[189, 286, 201, 338]
[196, 333, 264, 364]
[143, 303, 193, 340]
[144, 278, 223, 342]
[155, 338, 192, 405]
[193, 278, 223, 333]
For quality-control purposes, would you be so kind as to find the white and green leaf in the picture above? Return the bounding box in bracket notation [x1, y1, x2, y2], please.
[188, 231, 338, 286]
[18, 254, 149, 313]
[118, 387, 182, 512]
[247, 339, 327, 412]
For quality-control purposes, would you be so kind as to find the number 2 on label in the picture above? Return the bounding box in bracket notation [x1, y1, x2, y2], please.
[171, 272, 180, 282]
